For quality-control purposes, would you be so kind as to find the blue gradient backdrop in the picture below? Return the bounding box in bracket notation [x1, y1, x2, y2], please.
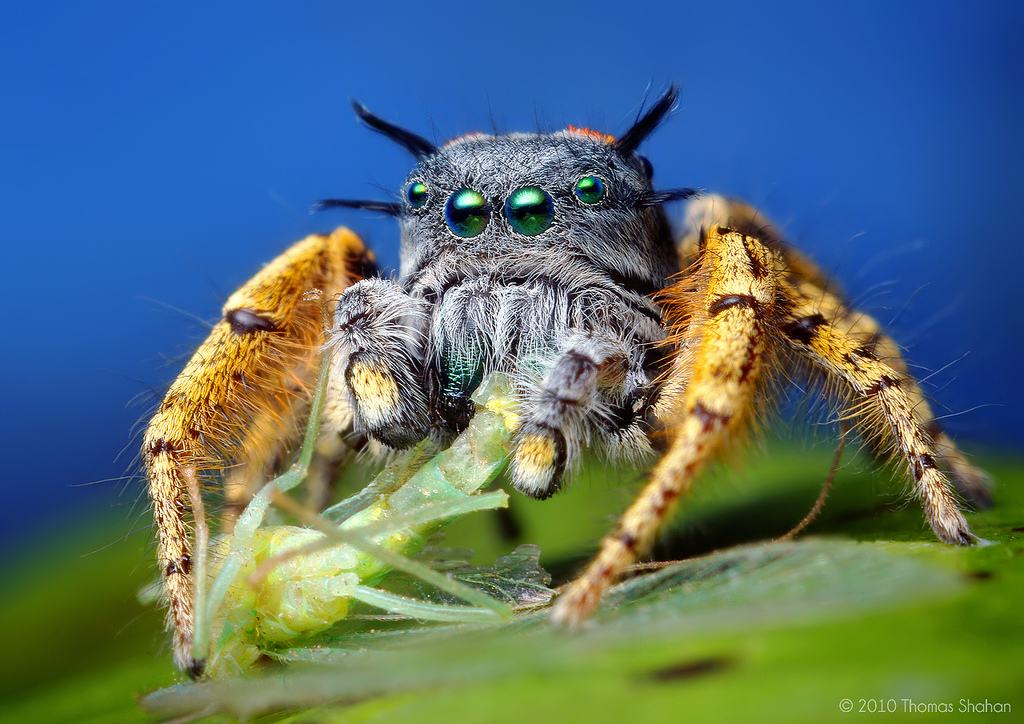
[1, 2, 1021, 548]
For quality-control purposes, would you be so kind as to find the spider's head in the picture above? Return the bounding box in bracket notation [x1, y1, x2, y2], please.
[318, 86, 695, 283]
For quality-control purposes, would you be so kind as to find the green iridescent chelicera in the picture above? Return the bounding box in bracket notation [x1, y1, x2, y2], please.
[505, 186, 555, 236]
[406, 181, 428, 209]
[445, 188, 490, 238]
[574, 175, 606, 205]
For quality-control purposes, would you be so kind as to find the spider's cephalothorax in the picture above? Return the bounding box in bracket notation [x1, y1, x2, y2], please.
[144, 86, 992, 676]
[323, 91, 696, 497]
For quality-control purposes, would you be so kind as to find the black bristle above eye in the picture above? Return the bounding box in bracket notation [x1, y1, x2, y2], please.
[640, 187, 700, 207]
[351, 100, 438, 160]
[312, 198, 403, 216]
[615, 85, 679, 156]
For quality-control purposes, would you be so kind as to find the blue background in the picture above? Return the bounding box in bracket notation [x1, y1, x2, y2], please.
[1, 1, 1021, 549]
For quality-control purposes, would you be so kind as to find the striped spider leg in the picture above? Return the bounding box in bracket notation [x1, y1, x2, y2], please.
[143, 229, 374, 676]
[552, 200, 987, 626]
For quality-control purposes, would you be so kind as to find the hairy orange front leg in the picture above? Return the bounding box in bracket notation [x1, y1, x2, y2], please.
[552, 225, 781, 626]
[142, 228, 373, 675]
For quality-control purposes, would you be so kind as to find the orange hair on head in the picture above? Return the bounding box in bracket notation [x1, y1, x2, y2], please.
[566, 125, 616, 144]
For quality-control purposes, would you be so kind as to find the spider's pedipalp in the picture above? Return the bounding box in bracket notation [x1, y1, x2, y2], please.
[143, 228, 373, 674]
[329, 277, 433, 448]
[510, 335, 636, 498]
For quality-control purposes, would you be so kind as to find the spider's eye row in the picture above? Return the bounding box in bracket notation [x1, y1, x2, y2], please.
[505, 186, 555, 237]
[445, 188, 490, 238]
[440, 180, 604, 239]
[406, 181, 428, 209]
[574, 175, 607, 205]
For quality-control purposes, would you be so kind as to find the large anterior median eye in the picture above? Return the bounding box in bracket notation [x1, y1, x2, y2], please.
[405, 181, 428, 208]
[574, 175, 606, 205]
[505, 186, 555, 236]
[445, 188, 490, 238]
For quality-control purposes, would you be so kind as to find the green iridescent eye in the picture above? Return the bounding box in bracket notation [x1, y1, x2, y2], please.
[445, 188, 490, 238]
[405, 181, 428, 208]
[505, 186, 555, 236]
[574, 175, 606, 205]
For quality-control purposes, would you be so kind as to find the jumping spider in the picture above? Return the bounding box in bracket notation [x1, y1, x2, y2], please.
[144, 86, 992, 676]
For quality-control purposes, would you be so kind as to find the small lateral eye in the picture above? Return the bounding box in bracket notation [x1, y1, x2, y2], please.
[574, 175, 606, 205]
[505, 186, 555, 236]
[445, 188, 490, 238]
[406, 181, 428, 208]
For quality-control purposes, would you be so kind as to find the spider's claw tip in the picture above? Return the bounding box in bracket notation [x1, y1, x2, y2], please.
[550, 587, 598, 630]
[187, 657, 206, 680]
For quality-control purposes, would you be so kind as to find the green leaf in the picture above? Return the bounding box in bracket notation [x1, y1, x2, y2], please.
[4, 451, 1022, 722]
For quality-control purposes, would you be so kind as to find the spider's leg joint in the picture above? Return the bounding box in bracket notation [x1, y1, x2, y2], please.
[225, 307, 278, 334]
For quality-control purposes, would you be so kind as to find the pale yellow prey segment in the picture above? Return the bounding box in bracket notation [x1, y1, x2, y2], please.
[207, 375, 516, 676]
